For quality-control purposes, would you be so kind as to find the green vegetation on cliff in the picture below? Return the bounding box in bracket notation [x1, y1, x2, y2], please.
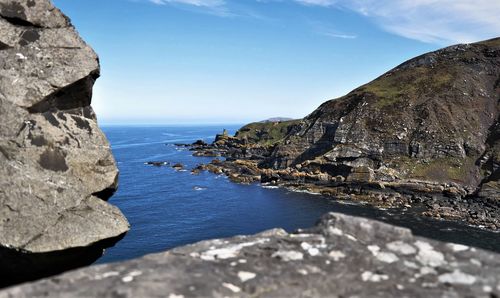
[235, 120, 301, 146]
[360, 66, 454, 109]
[408, 157, 475, 183]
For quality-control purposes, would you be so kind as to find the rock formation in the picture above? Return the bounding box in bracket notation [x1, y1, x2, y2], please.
[1, 213, 499, 297]
[269, 38, 500, 191]
[0, 0, 129, 286]
[190, 38, 500, 229]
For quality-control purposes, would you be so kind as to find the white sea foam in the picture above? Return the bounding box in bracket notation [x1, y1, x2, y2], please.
[262, 185, 279, 189]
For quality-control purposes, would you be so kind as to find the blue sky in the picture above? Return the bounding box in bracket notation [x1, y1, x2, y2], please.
[53, 0, 500, 124]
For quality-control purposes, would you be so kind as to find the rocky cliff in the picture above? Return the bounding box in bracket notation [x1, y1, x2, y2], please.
[0, 0, 129, 286]
[192, 38, 500, 229]
[1, 213, 499, 297]
[270, 38, 500, 190]
[268, 38, 500, 226]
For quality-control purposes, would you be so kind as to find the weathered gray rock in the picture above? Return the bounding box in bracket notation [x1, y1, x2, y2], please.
[1, 213, 498, 297]
[0, 0, 129, 285]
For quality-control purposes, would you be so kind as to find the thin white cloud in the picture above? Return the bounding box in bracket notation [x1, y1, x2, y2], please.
[150, 0, 224, 7]
[308, 20, 357, 39]
[324, 33, 357, 39]
[148, 0, 232, 17]
[147, 0, 500, 44]
[294, 0, 500, 44]
[294, 0, 336, 6]
[149, 0, 270, 18]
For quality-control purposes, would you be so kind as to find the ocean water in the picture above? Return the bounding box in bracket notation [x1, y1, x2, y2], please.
[97, 125, 499, 264]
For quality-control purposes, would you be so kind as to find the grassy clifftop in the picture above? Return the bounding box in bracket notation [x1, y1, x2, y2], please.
[234, 120, 301, 146]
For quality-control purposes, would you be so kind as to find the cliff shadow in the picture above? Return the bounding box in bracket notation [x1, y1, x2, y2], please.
[0, 232, 126, 289]
[291, 123, 339, 166]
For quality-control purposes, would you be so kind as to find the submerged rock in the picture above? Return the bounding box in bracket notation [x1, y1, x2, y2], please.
[192, 139, 208, 146]
[172, 163, 185, 170]
[145, 161, 169, 167]
[0, 0, 129, 286]
[1, 213, 499, 297]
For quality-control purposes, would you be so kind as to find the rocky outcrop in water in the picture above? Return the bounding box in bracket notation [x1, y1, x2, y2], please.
[0, 0, 129, 286]
[191, 38, 500, 229]
[1, 213, 499, 297]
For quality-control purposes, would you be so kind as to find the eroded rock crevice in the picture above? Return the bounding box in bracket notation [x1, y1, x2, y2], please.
[0, 2, 40, 27]
[27, 70, 99, 114]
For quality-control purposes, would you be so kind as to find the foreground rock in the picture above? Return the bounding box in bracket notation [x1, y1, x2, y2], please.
[0, 0, 129, 286]
[190, 38, 500, 229]
[1, 213, 499, 297]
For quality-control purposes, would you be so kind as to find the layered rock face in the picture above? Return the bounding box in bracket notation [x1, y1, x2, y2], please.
[0, 0, 129, 285]
[1, 213, 499, 297]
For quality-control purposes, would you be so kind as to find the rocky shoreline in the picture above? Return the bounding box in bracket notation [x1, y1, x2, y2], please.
[180, 127, 500, 230]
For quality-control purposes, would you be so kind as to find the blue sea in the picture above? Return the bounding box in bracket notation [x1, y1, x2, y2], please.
[97, 125, 500, 263]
